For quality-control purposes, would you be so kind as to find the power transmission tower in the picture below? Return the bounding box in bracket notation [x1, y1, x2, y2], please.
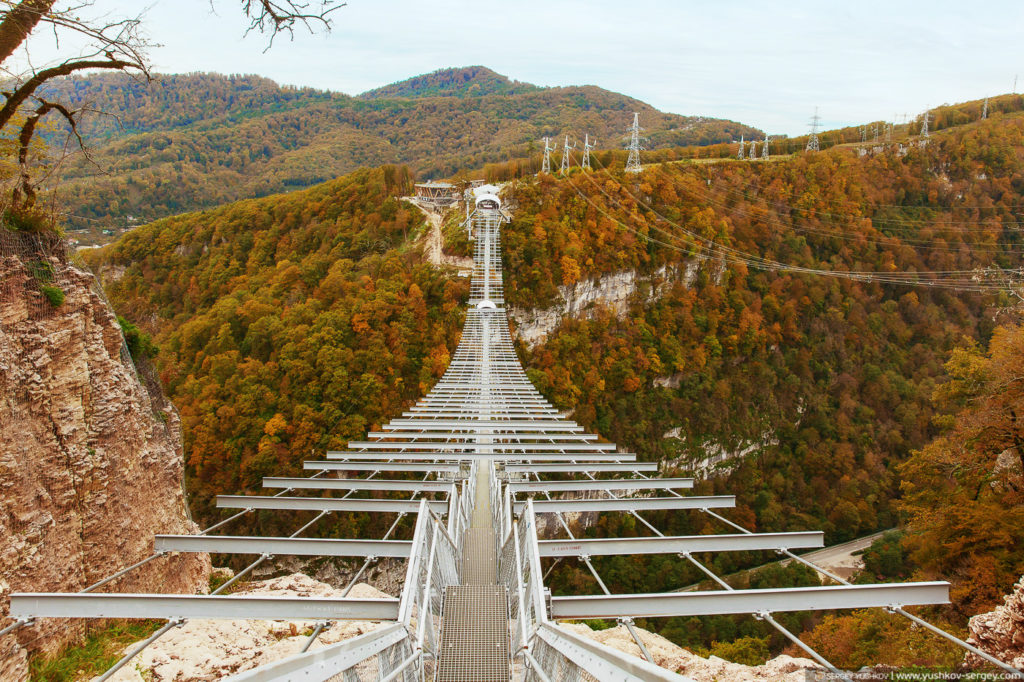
[540, 136, 554, 175]
[737, 135, 745, 160]
[560, 135, 575, 174]
[921, 110, 930, 138]
[581, 134, 595, 170]
[761, 135, 770, 159]
[806, 107, 821, 152]
[749, 139, 757, 159]
[982, 97, 989, 120]
[624, 113, 643, 173]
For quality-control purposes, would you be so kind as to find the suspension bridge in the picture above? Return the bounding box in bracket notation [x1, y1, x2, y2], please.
[6, 186, 1023, 681]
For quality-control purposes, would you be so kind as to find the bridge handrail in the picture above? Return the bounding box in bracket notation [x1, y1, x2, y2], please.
[224, 622, 412, 681]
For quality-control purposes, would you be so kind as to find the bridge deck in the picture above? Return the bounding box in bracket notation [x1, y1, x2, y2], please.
[435, 461, 510, 681]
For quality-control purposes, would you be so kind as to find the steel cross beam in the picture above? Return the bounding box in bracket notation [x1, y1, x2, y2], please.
[153, 535, 413, 558]
[518, 496, 736, 513]
[9, 594, 401, 621]
[326, 451, 635, 462]
[550, 582, 951, 619]
[504, 463, 658, 473]
[537, 532, 824, 557]
[262, 477, 458, 492]
[303, 461, 462, 473]
[215, 496, 448, 514]
[342, 442, 618, 451]
[507, 478, 694, 493]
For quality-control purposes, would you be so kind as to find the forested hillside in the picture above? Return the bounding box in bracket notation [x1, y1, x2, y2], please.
[88, 106, 1024, 662]
[46, 69, 759, 232]
[86, 166, 470, 535]
[358, 65, 539, 99]
[504, 110, 1024, 660]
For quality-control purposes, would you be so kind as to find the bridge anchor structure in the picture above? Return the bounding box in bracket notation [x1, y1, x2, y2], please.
[7, 186, 1023, 681]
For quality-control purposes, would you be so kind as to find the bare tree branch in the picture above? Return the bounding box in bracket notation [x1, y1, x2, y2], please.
[242, 0, 343, 45]
[13, 98, 81, 210]
[0, 0, 57, 65]
[0, 55, 141, 130]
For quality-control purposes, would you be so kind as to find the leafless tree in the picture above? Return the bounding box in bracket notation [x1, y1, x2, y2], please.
[0, 0, 342, 215]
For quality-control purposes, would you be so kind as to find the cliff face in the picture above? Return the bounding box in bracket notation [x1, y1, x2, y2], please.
[968, 574, 1024, 669]
[509, 263, 696, 346]
[0, 233, 209, 679]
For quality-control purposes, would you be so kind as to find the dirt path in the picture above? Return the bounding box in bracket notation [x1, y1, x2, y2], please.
[404, 198, 473, 270]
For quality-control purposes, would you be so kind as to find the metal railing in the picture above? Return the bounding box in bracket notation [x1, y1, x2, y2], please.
[498, 500, 690, 681]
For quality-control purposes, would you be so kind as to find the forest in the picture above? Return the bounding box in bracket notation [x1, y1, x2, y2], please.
[43, 69, 760, 231]
[86, 103, 1024, 665]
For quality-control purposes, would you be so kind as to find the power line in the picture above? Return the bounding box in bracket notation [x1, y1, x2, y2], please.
[564, 159, 1019, 293]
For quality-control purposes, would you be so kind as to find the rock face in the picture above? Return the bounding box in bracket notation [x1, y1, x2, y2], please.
[967, 574, 1024, 669]
[510, 263, 693, 346]
[102, 573, 394, 681]
[0, 233, 209, 679]
[565, 622, 823, 681]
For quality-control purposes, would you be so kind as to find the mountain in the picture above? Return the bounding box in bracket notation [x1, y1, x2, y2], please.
[87, 102, 1024, 661]
[38, 70, 760, 233]
[357, 65, 539, 99]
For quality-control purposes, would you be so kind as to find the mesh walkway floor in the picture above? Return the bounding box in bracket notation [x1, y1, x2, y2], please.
[435, 584, 510, 681]
[435, 463, 510, 681]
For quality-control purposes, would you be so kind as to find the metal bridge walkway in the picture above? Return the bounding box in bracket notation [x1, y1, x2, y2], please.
[7, 185, 986, 682]
[435, 464, 510, 681]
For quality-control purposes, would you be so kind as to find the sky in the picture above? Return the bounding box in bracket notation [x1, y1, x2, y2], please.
[21, 0, 1024, 136]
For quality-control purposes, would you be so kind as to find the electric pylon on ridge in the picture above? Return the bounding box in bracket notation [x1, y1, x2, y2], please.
[749, 138, 757, 160]
[737, 135, 745, 160]
[581, 134, 595, 170]
[624, 112, 644, 173]
[806, 107, 821, 152]
[540, 136, 554, 175]
[982, 97, 989, 120]
[560, 135, 576, 174]
[761, 135, 770, 159]
[921, 110, 930, 138]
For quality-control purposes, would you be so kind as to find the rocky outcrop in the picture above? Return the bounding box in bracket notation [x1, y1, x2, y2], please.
[967, 574, 1024, 670]
[0, 234, 209, 679]
[662, 428, 777, 479]
[510, 263, 695, 346]
[102, 573, 393, 681]
[566, 622, 823, 680]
